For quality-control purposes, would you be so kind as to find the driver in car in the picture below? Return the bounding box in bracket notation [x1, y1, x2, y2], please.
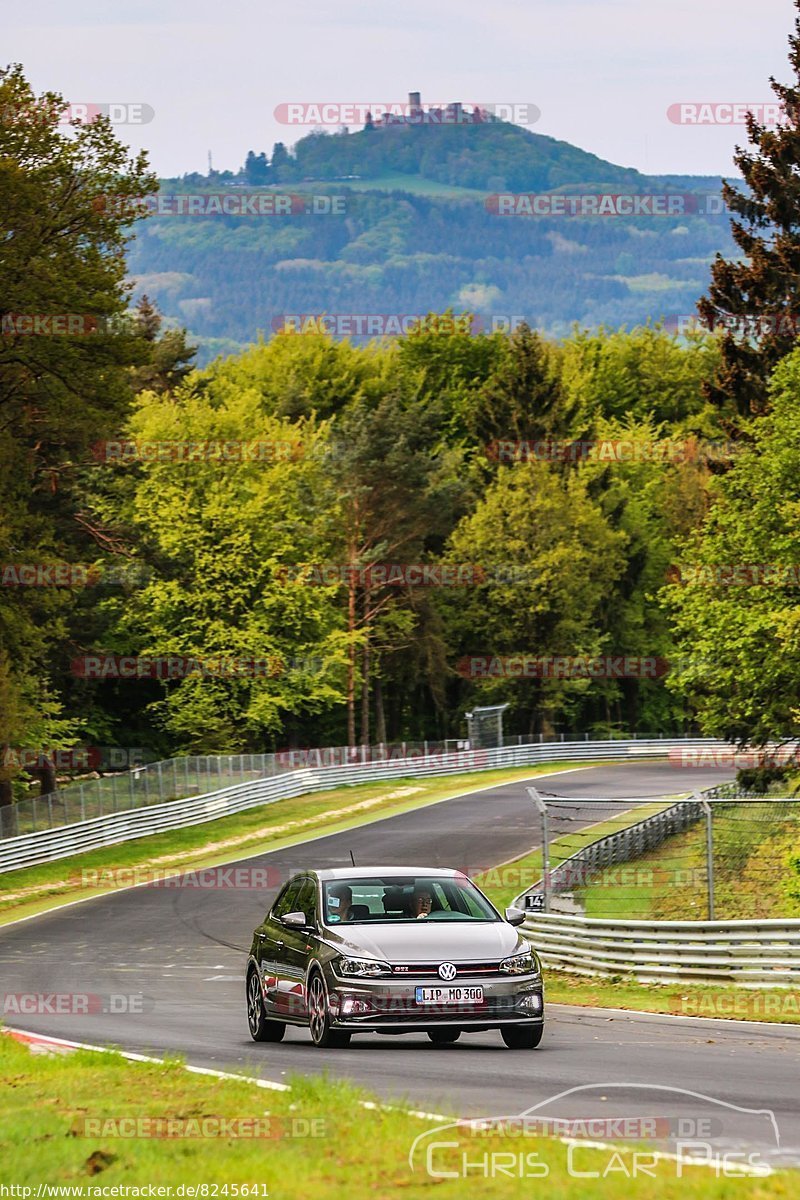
[329, 883, 353, 922]
[411, 885, 433, 918]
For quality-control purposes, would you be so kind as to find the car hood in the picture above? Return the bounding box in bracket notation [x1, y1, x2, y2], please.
[324, 921, 526, 963]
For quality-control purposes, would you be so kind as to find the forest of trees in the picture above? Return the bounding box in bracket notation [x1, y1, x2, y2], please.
[4, 0, 800, 804]
[128, 185, 734, 367]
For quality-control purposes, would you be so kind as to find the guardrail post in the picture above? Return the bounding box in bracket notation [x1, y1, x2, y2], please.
[527, 786, 550, 912]
[696, 791, 715, 920]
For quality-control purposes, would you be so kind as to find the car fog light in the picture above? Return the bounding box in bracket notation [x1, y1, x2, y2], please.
[340, 996, 373, 1016]
[519, 993, 542, 1011]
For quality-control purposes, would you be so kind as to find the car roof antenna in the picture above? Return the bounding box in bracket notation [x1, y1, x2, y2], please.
[349, 849, 356, 866]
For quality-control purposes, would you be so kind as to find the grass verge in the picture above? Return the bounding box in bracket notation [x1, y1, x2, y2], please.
[542, 970, 800, 1024]
[0, 761, 607, 926]
[0, 1033, 789, 1196]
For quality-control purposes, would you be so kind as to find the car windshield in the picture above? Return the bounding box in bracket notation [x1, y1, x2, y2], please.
[322, 875, 500, 925]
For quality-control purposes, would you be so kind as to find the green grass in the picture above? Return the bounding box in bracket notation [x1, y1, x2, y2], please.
[1, 1034, 790, 1195]
[621, 273, 703, 293]
[543, 970, 800, 1024]
[0, 761, 607, 925]
[288, 173, 488, 198]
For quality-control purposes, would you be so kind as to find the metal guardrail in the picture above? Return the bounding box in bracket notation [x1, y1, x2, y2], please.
[0, 737, 727, 872]
[520, 912, 800, 985]
[0, 731, 714, 840]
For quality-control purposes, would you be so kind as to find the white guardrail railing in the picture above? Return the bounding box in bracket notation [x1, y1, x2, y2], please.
[0, 736, 727, 873]
[520, 913, 800, 987]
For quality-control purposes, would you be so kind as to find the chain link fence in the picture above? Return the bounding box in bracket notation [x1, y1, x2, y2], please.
[517, 788, 800, 922]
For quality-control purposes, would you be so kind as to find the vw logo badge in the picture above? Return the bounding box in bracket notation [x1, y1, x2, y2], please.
[438, 962, 457, 981]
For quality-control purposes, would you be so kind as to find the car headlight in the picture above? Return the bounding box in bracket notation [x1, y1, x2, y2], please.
[500, 950, 540, 976]
[333, 957, 391, 977]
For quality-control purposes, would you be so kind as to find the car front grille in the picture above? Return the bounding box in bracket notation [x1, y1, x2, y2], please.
[390, 962, 503, 978]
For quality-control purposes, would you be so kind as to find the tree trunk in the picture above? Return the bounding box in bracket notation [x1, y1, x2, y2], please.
[359, 583, 372, 745]
[360, 637, 370, 746]
[31, 759, 57, 797]
[374, 671, 387, 745]
[346, 571, 357, 747]
[0, 743, 11, 808]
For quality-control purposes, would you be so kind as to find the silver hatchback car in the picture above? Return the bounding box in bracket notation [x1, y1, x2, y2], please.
[246, 866, 544, 1048]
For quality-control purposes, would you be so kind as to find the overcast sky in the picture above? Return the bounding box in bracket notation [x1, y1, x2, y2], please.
[6, 0, 797, 178]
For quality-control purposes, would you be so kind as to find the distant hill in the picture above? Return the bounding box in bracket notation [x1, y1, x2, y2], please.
[268, 119, 649, 192]
[126, 116, 737, 363]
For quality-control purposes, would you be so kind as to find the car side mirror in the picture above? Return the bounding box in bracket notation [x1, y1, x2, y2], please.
[505, 906, 526, 927]
[280, 910, 308, 929]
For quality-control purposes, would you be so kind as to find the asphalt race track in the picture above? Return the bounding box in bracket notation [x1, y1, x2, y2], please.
[2, 762, 799, 1168]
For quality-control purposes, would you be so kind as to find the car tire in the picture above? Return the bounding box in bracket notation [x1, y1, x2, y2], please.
[308, 972, 351, 1048]
[247, 970, 286, 1042]
[427, 1028, 461, 1045]
[501, 1023, 544, 1049]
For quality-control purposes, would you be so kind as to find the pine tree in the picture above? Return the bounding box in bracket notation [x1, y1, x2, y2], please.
[130, 295, 196, 394]
[699, 0, 800, 416]
[270, 142, 290, 181]
[469, 323, 578, 450]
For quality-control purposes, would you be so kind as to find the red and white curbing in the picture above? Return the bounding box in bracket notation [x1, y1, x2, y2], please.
[4, 1026, 76, 1055]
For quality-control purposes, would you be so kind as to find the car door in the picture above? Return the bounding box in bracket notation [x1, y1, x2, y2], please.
[275, 875, 318, 1018]
[257, 878, 302, 1017]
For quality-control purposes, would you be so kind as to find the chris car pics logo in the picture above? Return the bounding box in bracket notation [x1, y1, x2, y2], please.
[408, 1084, 779, 1180]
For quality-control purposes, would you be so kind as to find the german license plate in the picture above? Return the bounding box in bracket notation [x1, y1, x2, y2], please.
[414, 985, 484, 1005]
